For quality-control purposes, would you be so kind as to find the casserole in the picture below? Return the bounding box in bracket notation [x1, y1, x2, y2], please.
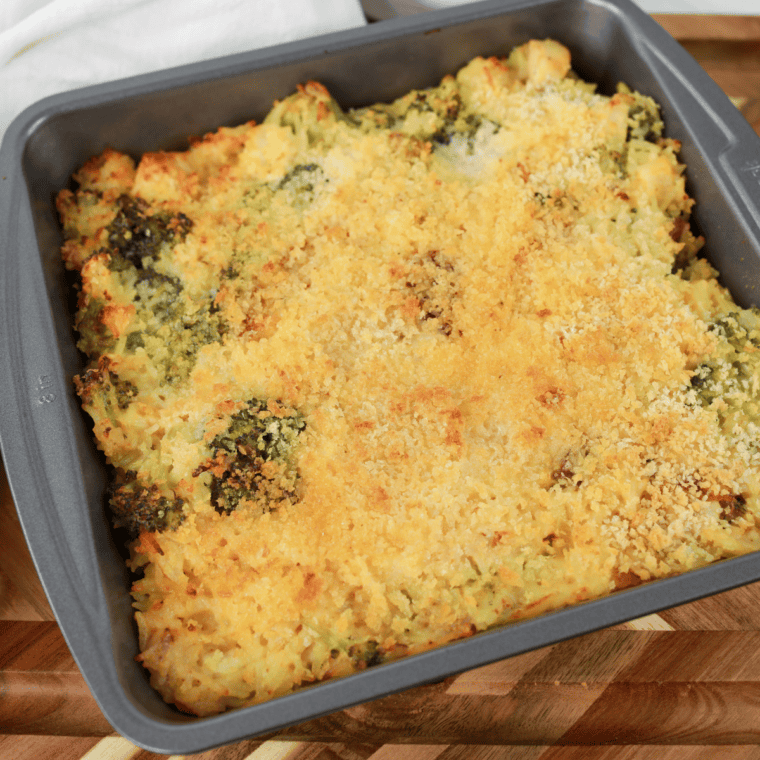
[2, 0, 760, 752]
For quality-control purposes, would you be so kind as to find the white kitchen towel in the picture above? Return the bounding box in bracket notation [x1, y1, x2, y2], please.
[0, 0, 367, 144]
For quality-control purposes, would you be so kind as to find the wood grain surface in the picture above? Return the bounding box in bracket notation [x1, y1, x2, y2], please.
[3, 11, 760, 760]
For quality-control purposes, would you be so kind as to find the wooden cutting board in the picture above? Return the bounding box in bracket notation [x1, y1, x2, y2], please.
[3, 13, 760, 760]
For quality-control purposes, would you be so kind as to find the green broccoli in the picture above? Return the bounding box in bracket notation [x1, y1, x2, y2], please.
[627, 102, 662, 144]
[194, 398, 306, 515]
[75, 357, 138, 417]
[598, 144, 628, 179]
[352, 86, 469, 147]
[118, 267, 225, 385]
[76, 196, 197, 364]
[273, 163, 327, 208]
[106, 194, 192, 270]
[109, 470, 185, 536]
[691, 310, 760, 415]
[159, 302, 226, 385]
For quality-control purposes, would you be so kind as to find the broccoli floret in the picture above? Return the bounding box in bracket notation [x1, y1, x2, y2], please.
[106, 195, 192, 270]
[134, 268, 183, 320]
[77, 261, 223, 387]
[160, 302, 226, 385]
[117, 267, 225, 384]
[75, 357, 138, 416]
[109, 470, 185, 536]
[348, 640, 383, 669]
[276, 163, 320, 191]
[404, 91, 461, 123]
[598, 144, 628, 179]
[194, 398, 306, 515]
[74, 296, 118, 359]
[354, 86, 465, 146]
[216, 399, 306, 460]
[428, 111, 498, 154]
[243, 163, 328, 215]
[614, 84, 663, 145]
[628, 102, 662, 144]
[458, 114, 500, 155]
[273, 163, 326, 208]
[690, 310, 760, 440]
[75, 256, 186, 360]
[691, 311, 760, 408]
[78, 197, 214, 383]
[220, 265, 239, 281]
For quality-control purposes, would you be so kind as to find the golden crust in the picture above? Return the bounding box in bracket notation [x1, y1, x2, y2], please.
[60, 39, 760, 717]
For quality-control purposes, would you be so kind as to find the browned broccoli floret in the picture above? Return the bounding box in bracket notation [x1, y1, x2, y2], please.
[348, 640, 383, 669]
[109, 470, 185, 535]
[73, 197, 195, 362]
[74, 356, 138, 415]
[106, 194, 192, 270]
[193, 398, 306, 515]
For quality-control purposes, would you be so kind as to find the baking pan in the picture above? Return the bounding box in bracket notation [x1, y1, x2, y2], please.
[3, 0, 760, 752]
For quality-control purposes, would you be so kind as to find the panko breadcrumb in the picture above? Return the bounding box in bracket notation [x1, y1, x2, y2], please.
[57, 39, 760, 716]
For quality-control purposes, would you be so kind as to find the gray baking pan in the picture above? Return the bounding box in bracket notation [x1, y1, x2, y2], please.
[2, 0, 760, 753]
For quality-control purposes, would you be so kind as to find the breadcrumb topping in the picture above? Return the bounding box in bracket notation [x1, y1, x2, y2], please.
[58, 40, 760, 717]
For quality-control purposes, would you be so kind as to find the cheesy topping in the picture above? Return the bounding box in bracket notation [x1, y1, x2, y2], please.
[57, 39, 760, 717]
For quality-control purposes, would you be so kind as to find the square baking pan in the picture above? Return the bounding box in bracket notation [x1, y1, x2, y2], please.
[3, 0, 760, 753]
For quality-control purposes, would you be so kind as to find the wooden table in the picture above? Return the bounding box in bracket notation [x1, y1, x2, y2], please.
[3, 12, 760, 760]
